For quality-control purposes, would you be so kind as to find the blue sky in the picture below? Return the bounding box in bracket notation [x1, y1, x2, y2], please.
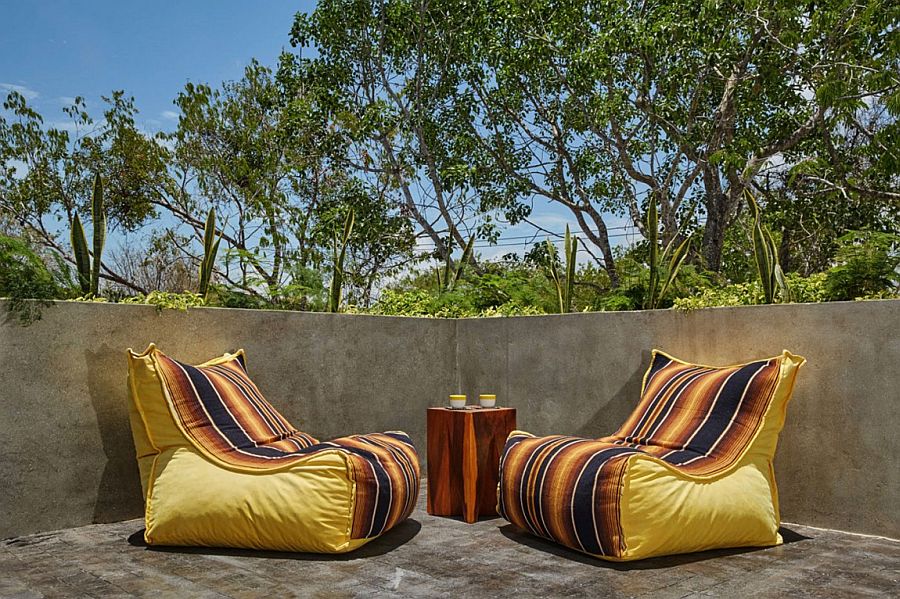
[0, 1, 314, 131]
[0, 1, 636, 260]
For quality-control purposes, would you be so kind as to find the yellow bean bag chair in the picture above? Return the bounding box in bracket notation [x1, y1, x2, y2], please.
[126, 344, 419, 553]
[498, 349, 805, 561]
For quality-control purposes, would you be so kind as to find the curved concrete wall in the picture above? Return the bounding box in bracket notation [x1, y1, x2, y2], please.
[1, 299, 898, 539]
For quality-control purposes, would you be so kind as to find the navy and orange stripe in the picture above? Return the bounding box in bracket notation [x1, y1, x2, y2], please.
[153, 351, 419, 539]
[499, 352, 788, 558]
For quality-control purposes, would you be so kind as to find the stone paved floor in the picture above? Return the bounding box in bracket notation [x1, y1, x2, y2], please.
[2, 486, 898, 598]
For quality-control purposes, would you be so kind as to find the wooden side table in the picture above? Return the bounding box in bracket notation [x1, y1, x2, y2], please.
[426, 406, 517, 523]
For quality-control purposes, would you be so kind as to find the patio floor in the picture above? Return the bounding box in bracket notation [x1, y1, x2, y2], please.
[2, 485, 898, 598]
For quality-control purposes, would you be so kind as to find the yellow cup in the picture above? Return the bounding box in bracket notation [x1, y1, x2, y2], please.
[479, 394, 497, 408]
[449, 394, 467, 409]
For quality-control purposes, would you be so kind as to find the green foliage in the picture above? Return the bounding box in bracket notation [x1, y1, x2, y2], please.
[0, 235, 66, 324]
[199, 207, 220, 300]
[119, 291, 206, 312]
[70, 174, 106, 296]
[437, 235, 475, 293]
[673, 283, 763, 311]
[673, 273, 829, 311]
[645, 199, 691, 310]
[370, 260, 554, 317]
[543, 226, 579, 313]
[824, 231, 900, 300]
[327, 209, 355, 312]
[70, 212, 91, 294]
[749, 192, 790, 304]
[366, 288, 543, 318]
[4, 2, 898, 316]
[89, 174, 106, 295]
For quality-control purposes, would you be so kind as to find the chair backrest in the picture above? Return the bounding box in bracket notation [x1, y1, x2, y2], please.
[603, 349, 804, 476]
[127, 345, 319, 489]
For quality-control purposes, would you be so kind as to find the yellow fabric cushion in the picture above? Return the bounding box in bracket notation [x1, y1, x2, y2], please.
[145, 446, 368, 553]
[498, 350, 805, 561]
[126, 344, 419, 552]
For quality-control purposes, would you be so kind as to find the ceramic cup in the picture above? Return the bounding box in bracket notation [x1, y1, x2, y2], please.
[449, 394, 467, 409]
[479, 394, 497, 408]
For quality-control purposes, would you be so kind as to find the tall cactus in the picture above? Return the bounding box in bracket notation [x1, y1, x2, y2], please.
[436, 234, 475, 293]
[70, 212, 91, 294]
[545, 225, 578, 313]
[645, 196, 690, 310]
[70, 174, 105, 296]
[89, 174, 106, 296]
[748, 191, 791, 304]
[198, 208, 221, 300]
[328, 209, 355, 312]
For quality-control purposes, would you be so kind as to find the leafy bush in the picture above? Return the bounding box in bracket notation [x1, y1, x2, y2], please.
[0, 236, 70, 323]
[364, 287, 544, 318]
[824, 231, 900, 300]
[673, 273, 830, 310]
[119, 291, 206, 312]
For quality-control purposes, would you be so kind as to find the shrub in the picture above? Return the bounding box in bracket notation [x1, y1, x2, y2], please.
[0, 236, 70, 323]
[824, 231, 900, 300]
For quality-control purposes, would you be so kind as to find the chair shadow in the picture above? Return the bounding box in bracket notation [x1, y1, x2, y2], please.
[498, 524, 811, 571]
[127, 518, 422, 561]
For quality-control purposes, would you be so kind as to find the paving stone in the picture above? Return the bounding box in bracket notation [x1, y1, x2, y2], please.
[1, 484, 898, 598]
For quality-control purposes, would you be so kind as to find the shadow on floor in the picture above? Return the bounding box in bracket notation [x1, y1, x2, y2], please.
[498, 524, 812, 570]
[127, 518, 421, 561]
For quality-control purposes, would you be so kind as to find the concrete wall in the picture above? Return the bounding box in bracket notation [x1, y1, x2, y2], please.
[0, 302, 456, 538]
[2, 299, 898, 540]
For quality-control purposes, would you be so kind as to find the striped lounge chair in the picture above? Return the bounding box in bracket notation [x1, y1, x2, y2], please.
[126, 344, 419, 553]
[498, 349, 805, 561]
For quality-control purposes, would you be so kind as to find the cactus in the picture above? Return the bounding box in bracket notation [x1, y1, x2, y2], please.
[70, 212, 91, 294]
[89, 174, 106, 296]
[645, 197, 690, 310]
[328, 209, 355, 312]
[748, 191, 791, 304]
[436, 234, 475, 293]
[563, 226, 577, 313]
[198, 207, 221, 300]
[70, 174, 105, 296]
[545, 225, 578, 313]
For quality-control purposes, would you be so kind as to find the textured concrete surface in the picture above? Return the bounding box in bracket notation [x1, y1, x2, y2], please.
[0, 303, 456, 538]
[2, 299, 899, 540]
[1, 483, 898, 598]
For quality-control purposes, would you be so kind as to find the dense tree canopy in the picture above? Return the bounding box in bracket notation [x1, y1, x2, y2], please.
[0, 0, 897, 314]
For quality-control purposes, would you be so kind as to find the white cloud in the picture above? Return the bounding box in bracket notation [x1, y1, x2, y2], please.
[0, 82, 40, 100]
[161, 110, 179, 121]
[57, 96, 78, 106]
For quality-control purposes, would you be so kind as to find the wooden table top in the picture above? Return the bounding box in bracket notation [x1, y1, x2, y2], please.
[427, 406, 515, 413]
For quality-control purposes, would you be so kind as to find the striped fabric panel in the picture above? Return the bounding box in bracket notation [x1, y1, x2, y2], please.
[155, 352, 320, 460]
[153, 351, 420, 539]
[602, 352, 782, 475]
[498, 434, 641, 558]
[336, 432, 420, 539]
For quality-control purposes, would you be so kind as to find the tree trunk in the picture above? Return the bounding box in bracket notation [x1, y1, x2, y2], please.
[778, 227, 792, 273]
[702, 196, 728, 272]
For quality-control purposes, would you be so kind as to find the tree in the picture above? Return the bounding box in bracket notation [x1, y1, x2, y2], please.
[285, 0, 492, 264]
[170, 61, 414, 306]
[0, 90, 171, 293]
[440, 0, 898, 277]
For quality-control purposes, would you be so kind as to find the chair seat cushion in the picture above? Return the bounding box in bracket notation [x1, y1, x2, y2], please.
[127, 344, 419, 553]
[499, 432, 778, 560]
[145, 432, 419, 552]
[498, 349, 805, 561]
